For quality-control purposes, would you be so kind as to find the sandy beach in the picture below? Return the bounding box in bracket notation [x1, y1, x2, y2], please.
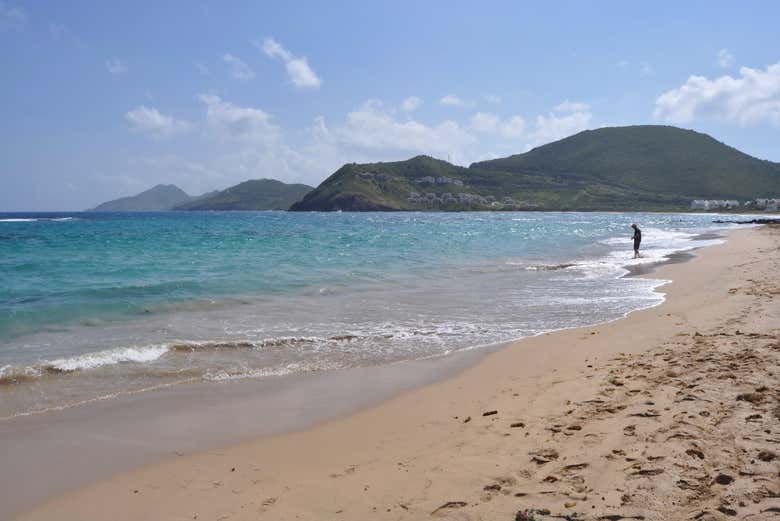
[12, 226, 780, 521]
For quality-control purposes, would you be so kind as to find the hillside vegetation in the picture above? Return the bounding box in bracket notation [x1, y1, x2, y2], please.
[291, 126, 780, 211]
[175, 179, 313, 211]
[89, 184, 192, 211]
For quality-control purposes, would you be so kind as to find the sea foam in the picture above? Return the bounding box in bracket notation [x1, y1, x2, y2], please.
[45, 345, 170, 372]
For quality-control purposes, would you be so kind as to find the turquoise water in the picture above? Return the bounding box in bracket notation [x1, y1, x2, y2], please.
[0, 211, 751, 417]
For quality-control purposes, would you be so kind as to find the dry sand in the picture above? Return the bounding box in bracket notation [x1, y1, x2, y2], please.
[15, 226, 780, 521]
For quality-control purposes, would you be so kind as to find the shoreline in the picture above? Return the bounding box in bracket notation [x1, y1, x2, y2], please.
[8, 226, 779, 520]
[0, 228, 728, 425]
[0, 341, 496, 518]
[0, 227, 710, 517]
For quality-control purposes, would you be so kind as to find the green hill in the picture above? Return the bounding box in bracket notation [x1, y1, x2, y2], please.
[90, 184, 192, 211]
[175, 179, 313, 211]
[291, 156, 472, 211]
[291, 126, 780, 211]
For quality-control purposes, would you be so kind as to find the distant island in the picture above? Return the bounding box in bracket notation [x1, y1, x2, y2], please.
[291, 125, 780, 212]
[90, 184, 194, 212]
[89, 179, 313, 212]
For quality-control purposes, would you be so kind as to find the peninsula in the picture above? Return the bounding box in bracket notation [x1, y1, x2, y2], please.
[292, 125, 780, 212]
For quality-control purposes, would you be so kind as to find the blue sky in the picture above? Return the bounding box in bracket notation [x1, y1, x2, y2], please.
[1, 1, 779, 210]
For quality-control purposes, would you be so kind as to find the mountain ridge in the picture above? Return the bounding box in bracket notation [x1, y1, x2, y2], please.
[174, 179, 313, 211]
[291, 125, 780, 212]
[89, 184, 192, 212]
[89, 179, 313, 212]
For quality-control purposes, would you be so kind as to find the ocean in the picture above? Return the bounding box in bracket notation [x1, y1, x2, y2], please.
[0, 211, 750, 418]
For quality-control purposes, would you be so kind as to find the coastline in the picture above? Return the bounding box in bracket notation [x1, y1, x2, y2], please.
[0, 223, 702, 516]
[9, 226, 780, 520]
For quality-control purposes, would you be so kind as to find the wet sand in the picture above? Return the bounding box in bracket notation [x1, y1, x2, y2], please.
[11, 226, 780, 521]
[0, 344, 491, 519]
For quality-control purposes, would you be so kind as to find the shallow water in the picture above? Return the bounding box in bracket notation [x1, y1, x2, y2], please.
[0, 211, 754, 417]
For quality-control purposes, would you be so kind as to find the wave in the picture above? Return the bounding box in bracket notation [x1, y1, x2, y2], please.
[0, 345, 170, 386]
[519, 262, 577, 271]
[580, 227, 724, 278]
[0, 365, 42, 386]
[169, 337, 317, 352]
[0, 217, 76, 223]
[0, 333, 375, 387]
[203, 362, 321, 382]
[45, 345, 170, 372]
[499, 228, 723, 281]
[501, 228, 717, 272]
[0, 322, 498, 390]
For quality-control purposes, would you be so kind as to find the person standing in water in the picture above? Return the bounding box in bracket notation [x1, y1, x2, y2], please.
[631, 224, 642, 258]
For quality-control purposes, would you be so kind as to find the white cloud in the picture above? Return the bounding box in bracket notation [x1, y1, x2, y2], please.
[260, 37, 292, 61]
[0, 1, 25, 31]
[717, 48, 735, 69]
[654, 63, 780, 127]
[501, 116, 526, 139]
[554, 100, 590, 113]
[106, 58, 127, 75]
[223, 53, 255, 80]
[640, 62, 654, 77]
[440, 94, 465, 107]
[401, 96, 423, 112]
[125, 106, 191, 138]
[484, 95, 502, 104]
[530, 105, 592, 146]
[199, 94, 280, 142]
[183, 95, 311, 188]
[471, 112, 499, 133]
[286, 58, 320, 89]
[470, 112, 526, 139]
[259, 37, 321, 89]
[330, 100, 475, 161]
[307, 100, 546, 168]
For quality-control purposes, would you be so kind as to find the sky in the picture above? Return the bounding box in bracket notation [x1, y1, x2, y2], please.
[1, 1, 779, 210]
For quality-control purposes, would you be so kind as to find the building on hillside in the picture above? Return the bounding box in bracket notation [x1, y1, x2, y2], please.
[690, 199, 740, 210]
[753, 198, 780, 211]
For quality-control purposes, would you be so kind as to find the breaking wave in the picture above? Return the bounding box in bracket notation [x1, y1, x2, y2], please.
[0, 217, 76, 222]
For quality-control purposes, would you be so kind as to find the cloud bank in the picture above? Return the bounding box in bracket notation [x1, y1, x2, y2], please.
[655, 63, 780, 127]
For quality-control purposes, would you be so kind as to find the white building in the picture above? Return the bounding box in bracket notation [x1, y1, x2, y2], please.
[690, 199, 740, 210]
